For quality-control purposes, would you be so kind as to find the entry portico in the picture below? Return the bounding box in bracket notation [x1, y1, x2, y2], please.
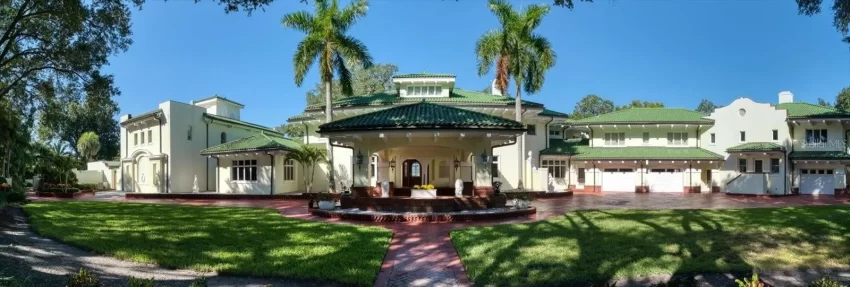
[316, 101, 525, 196]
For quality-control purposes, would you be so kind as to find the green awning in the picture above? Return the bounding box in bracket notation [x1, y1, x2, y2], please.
[726, 142, 785, 152]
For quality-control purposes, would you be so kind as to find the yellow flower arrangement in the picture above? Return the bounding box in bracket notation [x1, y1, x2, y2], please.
[413, 185, 421, 189]
[413, 184, 435, 190]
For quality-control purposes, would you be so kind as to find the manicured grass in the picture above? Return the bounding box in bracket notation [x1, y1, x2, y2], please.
[451, 206, 850, 286]
[24, 201, 392, 286]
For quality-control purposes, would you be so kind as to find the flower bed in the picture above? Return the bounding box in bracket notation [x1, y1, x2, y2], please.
[36, 189, 95, 198]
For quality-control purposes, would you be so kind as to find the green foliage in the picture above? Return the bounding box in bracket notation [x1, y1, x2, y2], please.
[615, 100, 665, 111]
[5, 192, 26, 204]
[834, 87, 850, 111]
[274, 123, 306, 138]
[553, 0, 593, 9]
[695, 99, 719, 115]
[0, 276, 24, 287]
[127, 277, 155, 287]
[505, 191, 533, 201]
[41, 188, 81, 194]
[312, 192, 335, 201]
[0, 178, 6, 185]
[810, 277, 846, 287]
[818, 98, 833, 107]
[735, 273, 764, 287]
[189, 276, 208, 287]
[571, 94, 615, 120]
[25, 201, 392, 286]
[650, 276, 698, 287]
[74, 183, 99, 191]
[67, 268, 100, 287]
[286, 145, 328, 193]
[797, 0, 850, 43]
[304, 62, 398, 105]
[77, 132, 102, 161]
[31, 142, 80, 185]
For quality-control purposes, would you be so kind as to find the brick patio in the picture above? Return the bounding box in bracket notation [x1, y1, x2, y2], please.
[31, 192, 850, 287]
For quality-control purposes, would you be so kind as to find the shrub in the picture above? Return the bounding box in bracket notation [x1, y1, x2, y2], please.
[5, 192, 26, 204]
[127, 277, 155, 287]
[67, 268, 100, 287]
[24, 182, 32, 188]
[0, 178, 6, 185]
[650, 276, 698, 287]
[506, 191, 533, 201]
[735, 273, 765, 287]
[810, 277, 846, 287]
[0, 276, 23, 287]
[74, 183, 99, 190]
[313, 192, 334, 201]
[41, 188, 80, 194]
[189, 276, 207, 287]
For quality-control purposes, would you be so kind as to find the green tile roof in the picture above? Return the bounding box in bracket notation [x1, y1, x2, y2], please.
[203, 113, 282, 136]
[304, 89, 543, 110]
[200, 132, 300, 155]
[539, 109, 569, 118]
[572, 147, 724, 160]
[195, 95, 244, 107]
[775, 102, 850, 118]
[287, 112, 314, 122]
[392, 73, 456, 78]
[540, 138, 590, 155]
[318, 101, 525, 133]
[726, 142, 785, 152]
[789, 151, 850, 160]
[571, 108, 713, 125]
[121, 109, 163, 125]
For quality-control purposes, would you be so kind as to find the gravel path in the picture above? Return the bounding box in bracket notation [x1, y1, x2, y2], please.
[0, 205, 338, 287]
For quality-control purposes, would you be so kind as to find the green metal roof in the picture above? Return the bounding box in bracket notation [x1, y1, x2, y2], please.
[775, 102, 850, 118]
[572, 147, 724, 160]
[203, 113, 283, 136]
[392, 73, 456, 79]
[539, 109, 569, 118]
[304, 89, 544, 110]
[317, 101, 525, 133]
[788, 151, 850, 160]
[194, 95, 244, 107]
[200, 132, 300, 155]
[726, 142, 785, 152]
[540, 138, 590, 155]
[571, 108, 713, 125]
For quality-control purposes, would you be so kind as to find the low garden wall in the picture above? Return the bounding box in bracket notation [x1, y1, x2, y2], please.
[36, 190, 96, 199]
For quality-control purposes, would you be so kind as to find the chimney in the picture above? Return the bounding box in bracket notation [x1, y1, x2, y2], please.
[778, 91, 794, 104]
[490, 79, 502, 96]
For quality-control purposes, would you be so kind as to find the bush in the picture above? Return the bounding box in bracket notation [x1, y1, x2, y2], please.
[506, 191, 533, 201]
[127, 277, 155, 287]
[650, 276, 698, 287]
[810, 277, 846, 287]
[5, 192, 26, 204]
[735, 273, 765, 287]
[0, 276, 24, 287]
[312, 192, 335, 201]
[41, 188, 80, 194]
[67, 268, 100, 287]
[74, 183, 99, 190]
[0, 178, 6, 185]
[23, 182, 32, 188]
[189, 276, 207, 287]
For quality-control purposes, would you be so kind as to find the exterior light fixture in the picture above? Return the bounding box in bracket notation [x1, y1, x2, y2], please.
[480, 150, 489, 163]
[389, 157, 396, 171]
[356, 150, 364, 170]
[454, 157, 460, 170]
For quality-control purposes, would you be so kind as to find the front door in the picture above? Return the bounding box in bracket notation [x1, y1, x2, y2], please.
[402, 160, 422, 187]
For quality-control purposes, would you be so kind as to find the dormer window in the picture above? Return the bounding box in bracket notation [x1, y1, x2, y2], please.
[406, 86, 442, 97]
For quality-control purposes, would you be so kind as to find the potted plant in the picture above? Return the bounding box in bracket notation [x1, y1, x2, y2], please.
[315, 192, 336, 210]
[411, 184, 437, 198]
[508, 191, 532, 209]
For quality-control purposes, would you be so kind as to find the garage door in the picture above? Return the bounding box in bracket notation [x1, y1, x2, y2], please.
[800, 169, 835, 195]
[648, 169, 683, 193]
[602, 169, 635, 192]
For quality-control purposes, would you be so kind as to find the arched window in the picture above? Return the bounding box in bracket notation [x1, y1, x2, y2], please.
[220, 132, 227, 143]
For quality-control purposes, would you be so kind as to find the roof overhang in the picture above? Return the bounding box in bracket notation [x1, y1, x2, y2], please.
[201, 149, 289, 157]
[120, 110, 163, 126]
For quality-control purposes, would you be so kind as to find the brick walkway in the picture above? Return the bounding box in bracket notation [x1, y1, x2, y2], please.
[35, 192, 850, 287]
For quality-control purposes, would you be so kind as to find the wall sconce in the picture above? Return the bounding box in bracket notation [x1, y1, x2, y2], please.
[454, 157, 460, 170]
[480, 150, 489, 164]
[389, 157, 396, 171]
[355, 150, 364, 170]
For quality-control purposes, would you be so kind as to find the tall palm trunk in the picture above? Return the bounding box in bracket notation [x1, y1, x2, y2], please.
[324, 80, 335, 192]
[515, 81, 524, 190]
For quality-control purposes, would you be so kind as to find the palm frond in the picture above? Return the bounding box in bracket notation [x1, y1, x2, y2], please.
[314, 0, 330, 15]
[292, 36, 323, 86]
[488, 0, 518, 26]
[281, 11, 316, 34]
[335, 0, 369, 32]
[334, 34, 374, 69]
[334, 52, 354, 96]
[475, 30, 502, 76]
[520, 4, 551, 33]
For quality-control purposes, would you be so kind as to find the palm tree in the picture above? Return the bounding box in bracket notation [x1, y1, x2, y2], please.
[283, 0, 373, 192]
[477, 0, 556, 189]
[77, 131, 101, 161]
[286, 144, 328, 194]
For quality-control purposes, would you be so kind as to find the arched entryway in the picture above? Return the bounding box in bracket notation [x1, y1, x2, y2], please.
[402, 159, 422, 187]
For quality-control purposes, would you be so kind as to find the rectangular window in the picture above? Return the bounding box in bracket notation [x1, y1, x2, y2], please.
[710, 133, 716, 144]
[772, 129, 778, 141]
[436, 87, 442, 95]
[526, 124, 536, 135]
[231, 160, 258, 181]
[805, 129, 828, 144]
[740, 131, 746, 142]
[667, 132, 688, 145]
[134, 133, 138, 145]
[428, 86, 436, 95]
[578, 168, 586, 184]
[283, 159, 295, 181]
[541, 159, 567, 179]
[604, 133, 626, 146]
[188, 126, 193, 141]
[770, 158, 780, 173]
[140, 132, 145, 144]
[754, 159, 764, 173]
[738, 158, 747, 173]
[491, 156, 500, 178]
[549, 130, 561, 136]
[147, 130, 152, 143]
[706, 169, 712, 181]
[642, 132, 650, 144]
[406, 87, 412, 95]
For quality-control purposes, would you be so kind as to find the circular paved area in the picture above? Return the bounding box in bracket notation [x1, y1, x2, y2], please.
[28, 191, 850, 286]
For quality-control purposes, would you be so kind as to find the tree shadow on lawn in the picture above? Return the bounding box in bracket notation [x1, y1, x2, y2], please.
[451, 206, 850, 287]
[23, 201, 392, 287]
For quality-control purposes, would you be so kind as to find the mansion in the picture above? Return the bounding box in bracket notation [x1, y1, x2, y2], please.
[118, 74, 850, 196]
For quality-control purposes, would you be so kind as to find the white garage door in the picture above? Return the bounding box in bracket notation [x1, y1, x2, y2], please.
[602, 169, 635, 192]
[800, 169, 835, 195]
[648, 169, 683, 193]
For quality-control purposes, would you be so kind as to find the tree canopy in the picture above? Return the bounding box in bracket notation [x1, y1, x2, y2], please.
[304, 62, 397, 105]
[77, 132, 101, 161]
[796, 0, 850, 43]
[615, 100, 664, 111]
[695, 99, 718, 115]
[818, 97, 833, 107]
[834, 86, 850, 111]
[571, 94, 614, 120]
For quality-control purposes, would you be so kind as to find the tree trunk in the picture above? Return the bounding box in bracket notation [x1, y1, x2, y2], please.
[515, 82, 524, 190]
[324, 80, 336, 192]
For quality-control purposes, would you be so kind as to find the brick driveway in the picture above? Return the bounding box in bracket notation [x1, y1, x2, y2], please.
[35, 192, 850, 287]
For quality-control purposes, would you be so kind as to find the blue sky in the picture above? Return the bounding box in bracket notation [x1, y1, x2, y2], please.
[105, 0, 850, 128]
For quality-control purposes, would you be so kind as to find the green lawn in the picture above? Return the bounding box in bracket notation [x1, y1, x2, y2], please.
[451, 206, 850, 286]
[24, 201, 392, 286]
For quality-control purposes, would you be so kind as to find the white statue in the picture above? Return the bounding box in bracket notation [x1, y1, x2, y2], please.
[454, 179, 464, 197]
[192, 175, 199, 193]
[381, 181, 389, 198]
